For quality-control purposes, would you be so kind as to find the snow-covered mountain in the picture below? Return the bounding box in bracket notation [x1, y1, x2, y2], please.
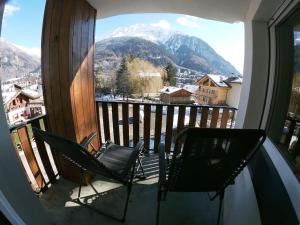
[104, 24, 181, 44]
[165, 34, 239, 74]
[0, 38, 41, 80]
[96, 26, 240, 77]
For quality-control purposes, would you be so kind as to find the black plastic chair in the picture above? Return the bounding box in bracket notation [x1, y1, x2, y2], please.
[157, 128, 266, 225]
[32, 127, 145, 222]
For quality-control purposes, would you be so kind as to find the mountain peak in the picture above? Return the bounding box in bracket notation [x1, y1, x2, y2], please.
[104, 24, 181, 43]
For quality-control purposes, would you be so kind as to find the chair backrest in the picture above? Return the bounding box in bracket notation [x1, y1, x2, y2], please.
[32, 128, 120, 181]
[167, 128, 266, 192]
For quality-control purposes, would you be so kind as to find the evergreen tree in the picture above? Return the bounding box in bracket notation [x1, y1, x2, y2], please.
[127, 54, 136, 63]
[165, 63, 177, 86]
[94, 65, 103, 90]
[116, 57, 132, 99]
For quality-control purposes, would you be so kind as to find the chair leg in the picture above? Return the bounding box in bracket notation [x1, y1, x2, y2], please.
[136, 156, 146, 179]
[122, 184, 132, 222]
[121, 162, 136, 222]
[75, 170, 128, 222]
[78, 169, 83, 199]
[216, 190, 225, 225]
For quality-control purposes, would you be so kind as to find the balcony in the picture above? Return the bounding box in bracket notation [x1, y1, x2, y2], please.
[9, 101, 237, 224]
[3, 0, 300, 224]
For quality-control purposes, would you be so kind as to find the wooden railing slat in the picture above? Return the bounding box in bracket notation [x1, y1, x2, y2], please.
[10, 134, 34, 191]
[154, 105, 163, 153]
[31, 119, 57, 184]
[43, 118, 62, 175]
[177, 106, 186, 133]
[111, 103, 120, 144]
[220, 108, 229, 128]
[230, 110, 236, 128]
[96, 102, 103, 146]
[17, 126, 46, 191]
[189, 107, 197, 127]
[210, 108, 219, 128]
[101, 103, 110, 141]
[200, 107, 209, 128]
[165, 105, 174, 153]
[133, 104, 140, 146]
[122, 103, 129, 146]
[94, 101, 237, 151]
[144, 104, 151, 151]
[95, 100, 237, 110]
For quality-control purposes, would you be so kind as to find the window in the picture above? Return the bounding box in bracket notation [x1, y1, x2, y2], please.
[267, 5, 300, 180]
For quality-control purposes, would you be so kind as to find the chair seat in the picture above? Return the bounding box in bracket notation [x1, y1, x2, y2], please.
[97, 144, 138, 180]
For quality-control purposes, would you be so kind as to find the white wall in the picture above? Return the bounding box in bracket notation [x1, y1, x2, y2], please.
[263, 139, 300, 220]
[223, 1, 274, 225]
[235, 20, 269, 129]
[7, 107, 27, 125]
[224, 0, 300, 225]
[223, 168, 261, 225]
[226, 83, 242, 108]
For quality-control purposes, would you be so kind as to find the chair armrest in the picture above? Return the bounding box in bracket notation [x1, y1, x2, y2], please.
[80, 132, 97, 150]
[158, 143, 167, 187]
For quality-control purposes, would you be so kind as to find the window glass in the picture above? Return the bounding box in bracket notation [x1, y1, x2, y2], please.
[279, 29, 300, 179]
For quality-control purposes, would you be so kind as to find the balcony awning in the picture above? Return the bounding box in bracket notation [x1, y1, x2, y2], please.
[87, 0, 251, 23]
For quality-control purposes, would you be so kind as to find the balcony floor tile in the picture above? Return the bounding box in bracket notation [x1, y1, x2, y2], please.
[40, 175, 219, 225]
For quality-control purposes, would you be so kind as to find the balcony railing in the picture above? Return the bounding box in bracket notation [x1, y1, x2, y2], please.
[9, 101, 237, 194]
[9, 115, 58, 193]
[96, 100, 237, 153]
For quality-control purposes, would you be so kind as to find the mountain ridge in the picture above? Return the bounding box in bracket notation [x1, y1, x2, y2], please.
[96, 27, 240, 78]
[0, 39, 40, 80]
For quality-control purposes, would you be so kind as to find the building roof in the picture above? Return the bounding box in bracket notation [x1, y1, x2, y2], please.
[160, 86, 193, 95]
[196, 74, 229, 88]
[3, 86, 41, 111]
[160, 86, 182, 94]
[183, 84, 198, 94]
[208, 74, 229, 87]
[196, 74, 243, 88]
[227, 77, 243, 84]
[2, 92, 18, 105]
[21, 89, 41, 99]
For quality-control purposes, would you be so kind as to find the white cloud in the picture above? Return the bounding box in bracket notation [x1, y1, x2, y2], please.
[150, 20, 171, 29]
[4, 4, 20, 18]
[176, 15, 201, 28]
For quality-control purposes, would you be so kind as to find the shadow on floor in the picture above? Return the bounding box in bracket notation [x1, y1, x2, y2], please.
[39, 175, 220, 225]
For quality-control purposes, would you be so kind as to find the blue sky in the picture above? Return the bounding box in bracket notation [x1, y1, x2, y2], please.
[2, 0, 244, 73]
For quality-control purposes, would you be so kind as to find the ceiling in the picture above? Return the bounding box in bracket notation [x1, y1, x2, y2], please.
[87, 0, 252, 23]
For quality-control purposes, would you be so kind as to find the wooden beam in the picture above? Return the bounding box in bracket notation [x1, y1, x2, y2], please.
[42, 0, 98, 184]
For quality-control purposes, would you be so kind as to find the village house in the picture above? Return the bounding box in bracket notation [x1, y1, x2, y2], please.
[3, 84, 45, 125]
[160, 86, 194, 104]
[195, 74, 242, 107]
